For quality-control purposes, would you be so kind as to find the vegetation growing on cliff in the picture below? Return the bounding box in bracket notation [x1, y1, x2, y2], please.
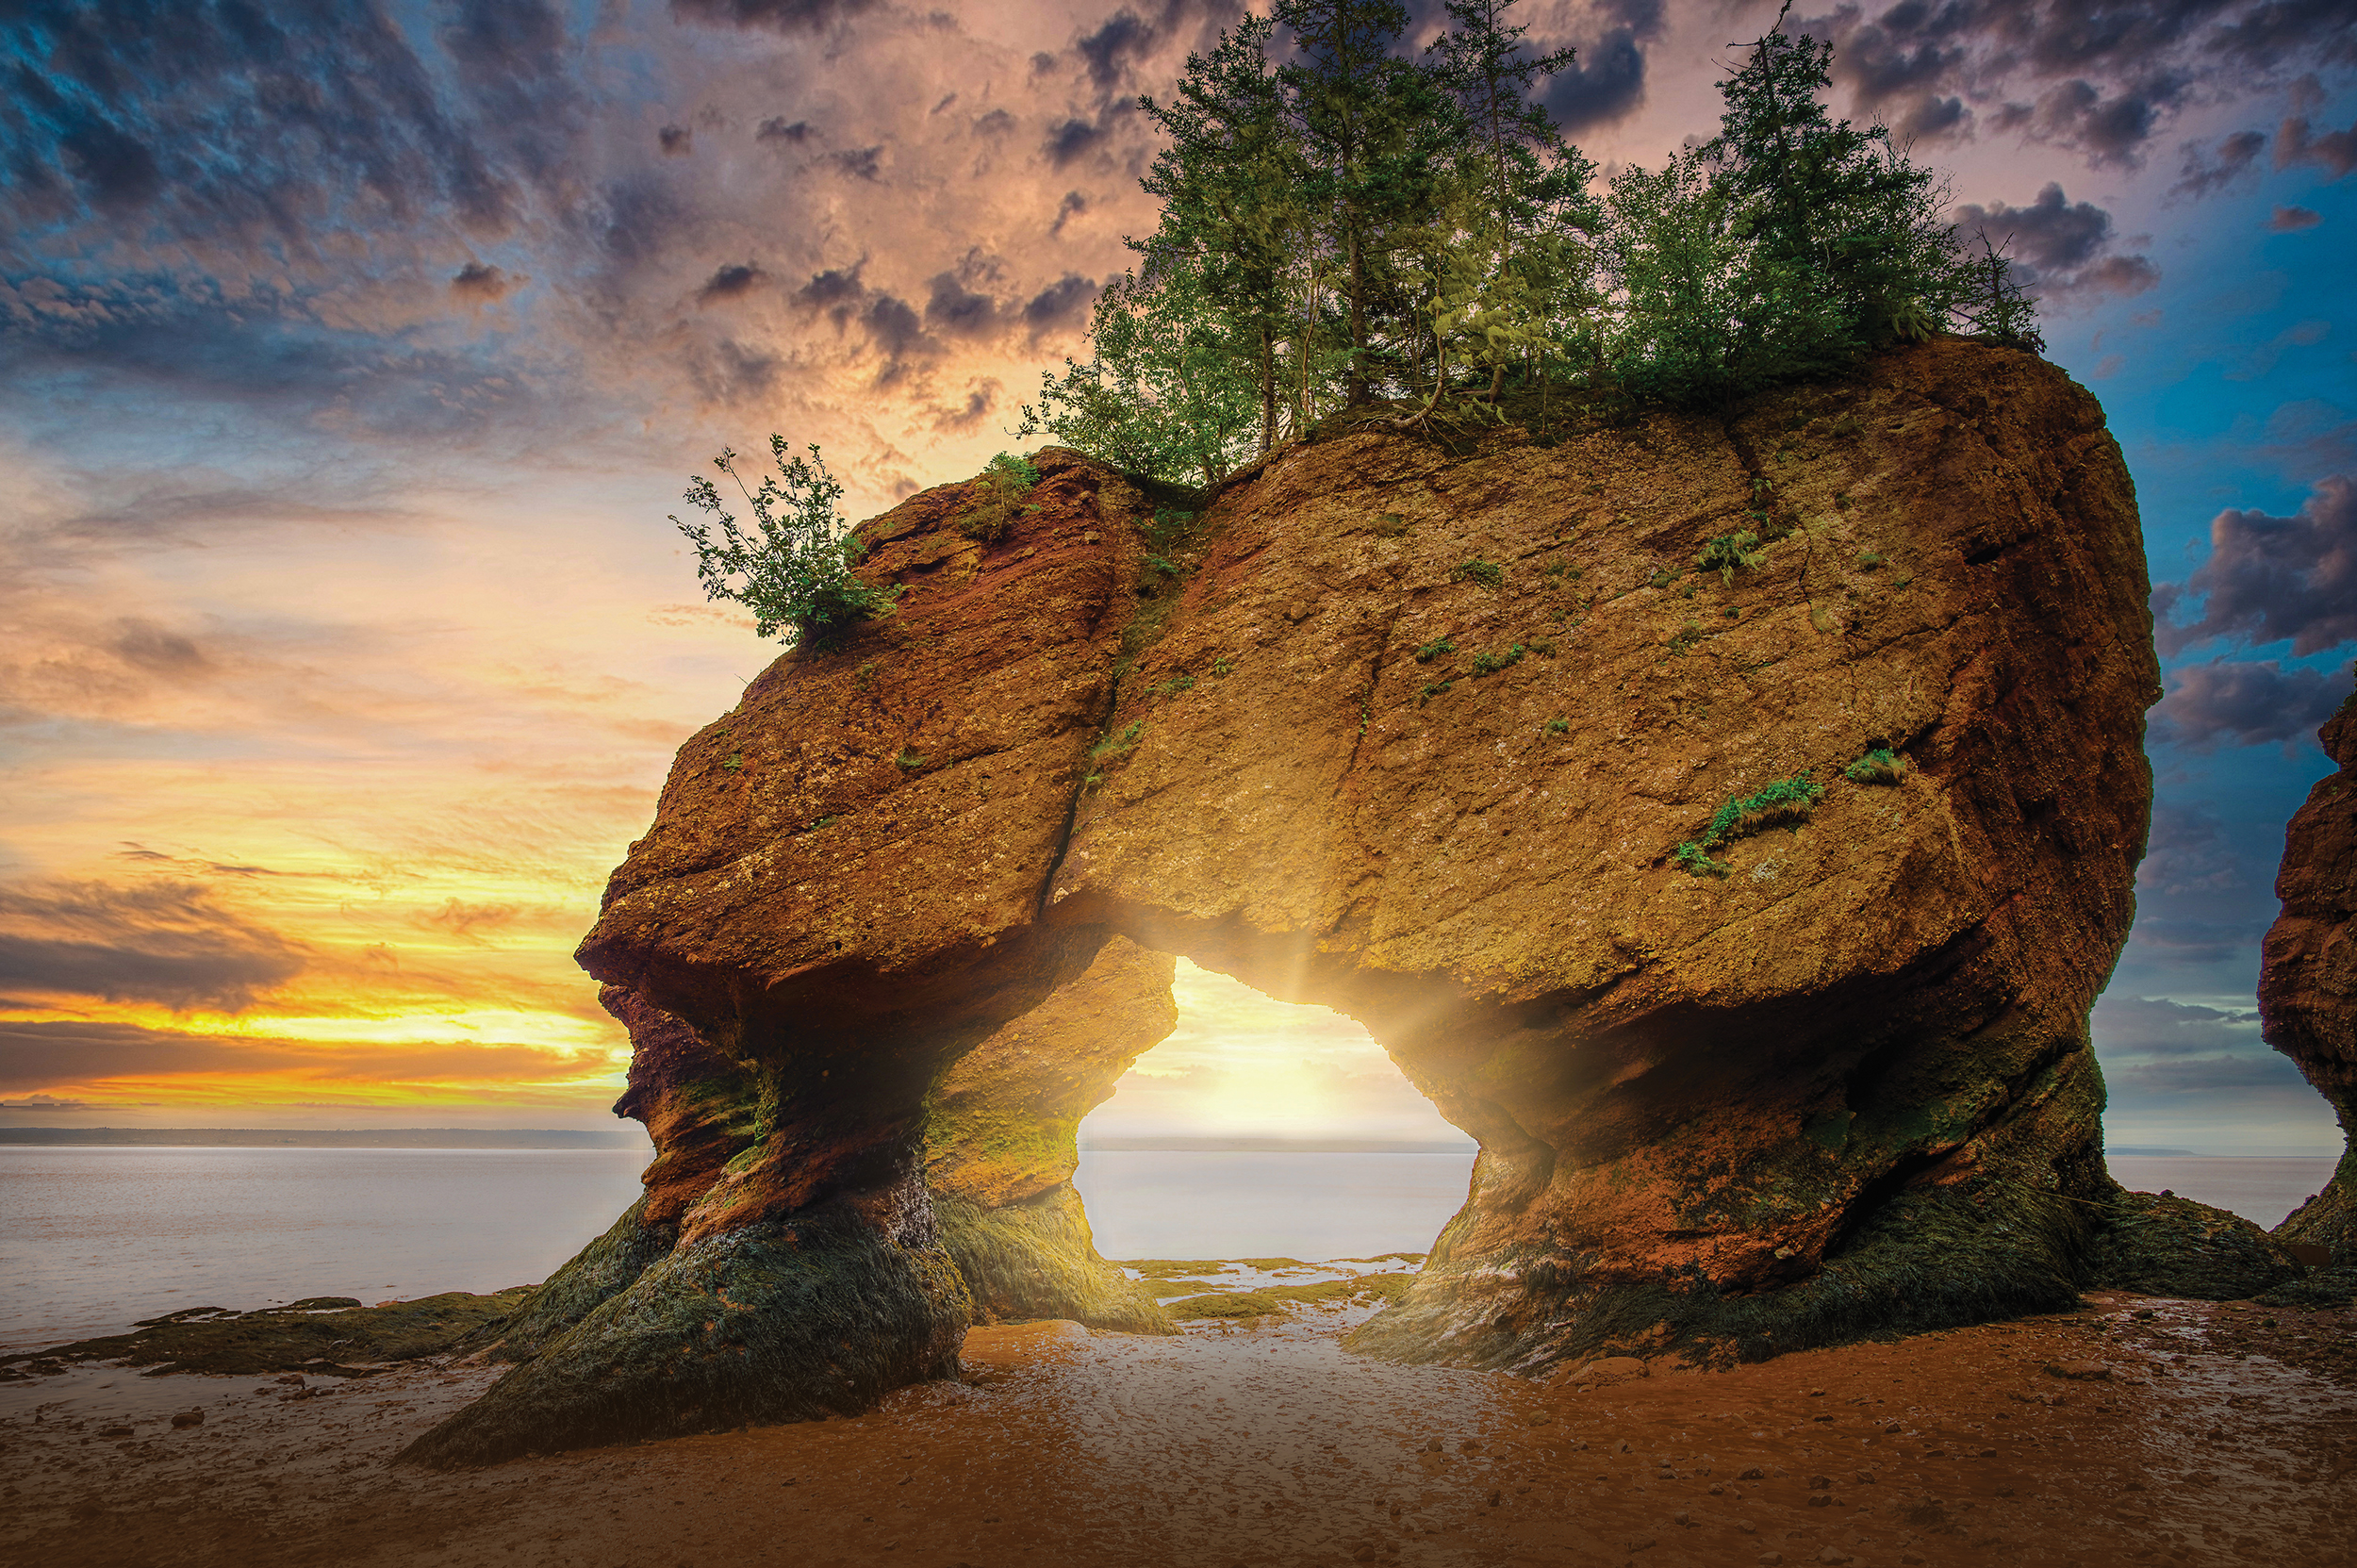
[672, 437, 900, 646]
[1019, 0, 2039, 483]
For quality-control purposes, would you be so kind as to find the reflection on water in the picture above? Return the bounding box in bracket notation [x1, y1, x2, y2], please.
[2102, 1155, 2340, 1229]
[1073, 1150, 1475, 1261]
[0, 1146, 651, 1352]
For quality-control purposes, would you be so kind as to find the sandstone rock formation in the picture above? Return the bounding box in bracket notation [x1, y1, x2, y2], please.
[924, 934, 1176, 1332]
[2261, 680, 2357, 1265]
[405, 340, 2164, 1467]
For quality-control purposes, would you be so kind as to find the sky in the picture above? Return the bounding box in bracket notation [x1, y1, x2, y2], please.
[1, 1, 2351, 1154]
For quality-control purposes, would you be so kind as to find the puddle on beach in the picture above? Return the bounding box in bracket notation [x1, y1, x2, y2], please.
[2, 1289, 2349, 1568]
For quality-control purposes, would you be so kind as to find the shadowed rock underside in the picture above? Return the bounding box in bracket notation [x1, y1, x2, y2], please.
[410, 341, 2173, 1465]
[2261, 682, 2357, 1265]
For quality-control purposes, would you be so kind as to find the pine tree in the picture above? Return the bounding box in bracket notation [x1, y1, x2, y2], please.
[1273, 0, 1455, 405]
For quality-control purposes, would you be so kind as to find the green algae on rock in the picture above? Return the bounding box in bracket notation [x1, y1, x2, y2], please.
[0, 1289, 535, 1380]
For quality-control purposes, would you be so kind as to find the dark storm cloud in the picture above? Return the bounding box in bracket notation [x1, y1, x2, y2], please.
[0, 0, 566, 252]
[1951, 184, 2157, 302]
[668, 0, 880, 33]
[1797, 1, 2356, 169]
[757, 118, 815, 143]
[832, 145, 885, 180]
[931, 387, 996, 431]
[2151, 475, 2357, 656]
[2172, 127, 2269, 199]
[2269, 204, 2322, 228]
[1023, 273, 1098, 333]
[926, 272, 1000, 338]
[1542, 29, 1650, 135]
[2149, 657, 2349, 751]
[697, 262, 770, 304]
[1045, 116, 1113, 168]
[659, 124, 694, 156]
[0, 881, 307, 1013]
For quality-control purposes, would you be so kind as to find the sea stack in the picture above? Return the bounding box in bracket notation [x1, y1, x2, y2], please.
[404, 340, 2167, 1466]
[2261, 678, 2357, 1264]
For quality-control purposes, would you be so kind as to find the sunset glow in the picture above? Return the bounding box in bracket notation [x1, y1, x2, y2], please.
[3, 1, 2350, 1152]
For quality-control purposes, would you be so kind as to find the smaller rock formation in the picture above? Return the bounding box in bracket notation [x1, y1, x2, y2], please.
[2261, 676, 2357, 1265]
[924, 934, 1176, 1332]
[2083, 1191, 2296, 1299]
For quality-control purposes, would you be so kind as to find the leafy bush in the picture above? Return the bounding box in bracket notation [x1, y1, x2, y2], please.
[1451, 558, 1505, 587]
[1413, 636, 1457, 663]
[1698, 531, 1768, 584]
[954, 453, 1043, 542]
[1470, 644, 1525, 676]
[672, 437, 899, 648]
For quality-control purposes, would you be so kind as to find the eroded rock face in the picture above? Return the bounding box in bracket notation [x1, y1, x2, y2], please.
[2261, 686, 2357, 1264]
[412, 341, 2161, 1464]
[925, 934, 1177, 1331]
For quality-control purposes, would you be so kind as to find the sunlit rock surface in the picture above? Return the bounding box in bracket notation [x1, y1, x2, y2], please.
[407, 341, 2174, 1465]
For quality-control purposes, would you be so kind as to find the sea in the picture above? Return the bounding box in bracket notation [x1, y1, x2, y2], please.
[0, 1145, 2338, 1356]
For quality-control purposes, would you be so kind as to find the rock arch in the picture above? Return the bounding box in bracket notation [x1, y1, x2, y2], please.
[403, 341, 2161, 1467]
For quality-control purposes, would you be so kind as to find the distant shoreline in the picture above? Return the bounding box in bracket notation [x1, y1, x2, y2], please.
[0, 1128, 648, 1149]
[1080, 1137, 1477, 1154]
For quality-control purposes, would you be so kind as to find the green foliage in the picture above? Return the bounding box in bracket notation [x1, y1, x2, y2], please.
[671, 437, 900, 647]
[1149, 674, 1196, 698]
[1092, 720, 1147, 761]
[1673, 774, 1827, 876]
[1418, 679, 1453, 702]
[895, 748, 928, 771]
[1543, 716, 1569, 734]
[1698, 531, 1768, 584]
[1413, 635, 1457, 662]
[1019, 1, 2038, 477]
[1470, 643, 1524, 675]
[952, 453, 1043, 543]
[1844, 747, 1904, 785]
[1451, 558, 1505, 587]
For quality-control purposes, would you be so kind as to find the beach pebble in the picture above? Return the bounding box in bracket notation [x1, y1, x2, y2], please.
[171, 1409, 204, 1428]
[1739, 1466, 1765, 1480]
[99, 1426, 132, 1438]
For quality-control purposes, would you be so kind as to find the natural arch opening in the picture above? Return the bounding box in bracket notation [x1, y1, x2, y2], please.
[1074, 957, 1475, 1263]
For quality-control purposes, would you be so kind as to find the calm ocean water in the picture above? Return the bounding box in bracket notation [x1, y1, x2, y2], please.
[0, 1146, 2338, 1354]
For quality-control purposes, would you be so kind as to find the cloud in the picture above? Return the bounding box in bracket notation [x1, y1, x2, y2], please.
[831, 145, 884, 180]
[1023, 273, 1098, 334]
[696, 262, 769, 304]
[2149, 657, 2349, 751]
[668, 0, 879, 33]
[2269, 204, 2323, 229]
[925, 272, 1000, 338]
[2151, 474, 2357, 655]
[1045, 116, 1111, 168]
[659, 124, 694, 157]
[2171, 127, 2268, 199]
[1952, 184, 2157, 303]
[450, 262, 523, 303]
[0, 1017, 615, 1095]
[0, 880, 308, 1013]
[2136, 801, 2240, 898]
[2093, 994, 2263, 1058]
[1539, 1, 1667, 138]
[2276, 112, 2357, 178]
[757, 118, 815, 143]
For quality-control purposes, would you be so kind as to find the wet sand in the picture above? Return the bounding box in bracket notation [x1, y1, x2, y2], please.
[3, 1290, 2349, 1568]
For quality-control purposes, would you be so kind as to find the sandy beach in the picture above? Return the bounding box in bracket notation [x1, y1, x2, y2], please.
[4, 1285, 2349, 1568]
